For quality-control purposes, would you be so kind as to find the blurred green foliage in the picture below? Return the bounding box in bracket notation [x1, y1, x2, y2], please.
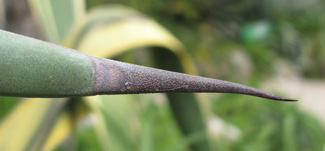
[83, 0, 325, 150]
[87, 0, 325, 78]
[0, 97, 20, 121]
[1, 0, 324, 150]
[213, 94, 325, 151]
[71, 96, 200, 151]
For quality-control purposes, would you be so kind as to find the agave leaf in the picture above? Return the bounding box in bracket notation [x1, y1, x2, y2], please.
[0, 30, 296, 99]
[42, 112, 73, 151]
[1, 4, 297, 150]
[63, 5, 196, 75]
[0, 98, 67, 151]
[19, 1, 86, 150]
[0, 0, 5, 29]
[63, 5, 144, 48]
[1, 0, 86, 147]
[85, 95, 156, 151]
[136, 95, 156, 151]
[84, 95, 135, 151]
[28, 0, 86, 43]
[83, 96, 110, 150]
[0, 97, 20, 121]
[0, 28, 296, 151]
[64, 5, 185, 59]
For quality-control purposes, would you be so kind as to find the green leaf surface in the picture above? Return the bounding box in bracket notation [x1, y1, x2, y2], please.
[0, 98, 67, 151]
[28, 0, 86, 43]
[0, 30, 95, 97]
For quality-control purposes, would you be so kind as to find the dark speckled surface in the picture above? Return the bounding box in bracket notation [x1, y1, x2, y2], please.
[92, 57, 296, 101]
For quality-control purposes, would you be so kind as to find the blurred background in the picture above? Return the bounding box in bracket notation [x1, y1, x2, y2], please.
[0, 0, 325, 150]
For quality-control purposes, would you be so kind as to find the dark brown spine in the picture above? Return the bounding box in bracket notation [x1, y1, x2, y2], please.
[91, 57, 297, 101]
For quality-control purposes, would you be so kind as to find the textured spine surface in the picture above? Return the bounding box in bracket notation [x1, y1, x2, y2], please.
[91, 58, 296, 101]
[0, 30, 95, 97]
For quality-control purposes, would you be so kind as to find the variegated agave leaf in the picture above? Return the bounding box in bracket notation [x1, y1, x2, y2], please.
[0, 30, 296, 101]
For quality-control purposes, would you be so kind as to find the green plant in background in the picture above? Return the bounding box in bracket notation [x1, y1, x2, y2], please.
[0, 13, 294, 151]
[212, 94, 325, 151]
[95, 0, 325, 79]
[0, 0, 324, 151]
[0, 0, 5, 29]
[86, 0, 325, 150]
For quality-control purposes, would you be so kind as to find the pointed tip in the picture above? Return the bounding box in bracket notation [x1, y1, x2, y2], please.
[92, 58, 299, 102]
[243, 88, 298, 102]
[282, 98, 298, 102]
[272, 96, 298, 102]
[212, 80, 298, 102]
[249, 89, 298, 102]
